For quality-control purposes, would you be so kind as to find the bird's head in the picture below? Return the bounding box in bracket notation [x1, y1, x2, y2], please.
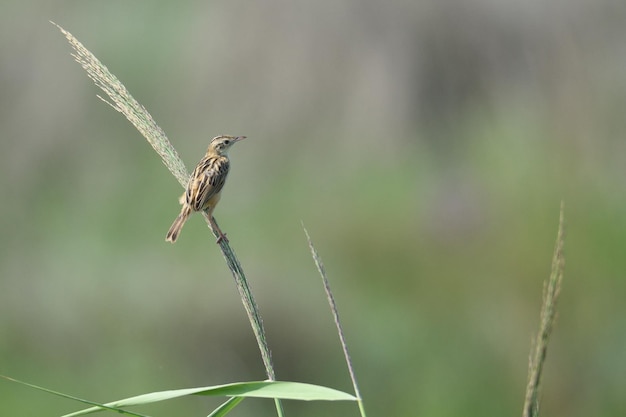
[208, 135, 246, 156]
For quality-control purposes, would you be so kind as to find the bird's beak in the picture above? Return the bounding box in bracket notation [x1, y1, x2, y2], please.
[234, 136, 247, 142]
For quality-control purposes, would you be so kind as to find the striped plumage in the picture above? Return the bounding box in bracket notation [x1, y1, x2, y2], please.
[165, 135, 245, 243]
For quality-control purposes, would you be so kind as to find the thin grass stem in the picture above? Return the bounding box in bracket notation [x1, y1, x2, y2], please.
[522, 201, 566, 417]
[53, 22, 282, 417]
[303, 225, 367, 417]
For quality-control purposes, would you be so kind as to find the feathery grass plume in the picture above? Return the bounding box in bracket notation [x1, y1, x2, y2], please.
[50, 23, 188, 187]
[523, 201, 566, 417]
[52, 22, 282, 416]
[303, 225, 367, 417]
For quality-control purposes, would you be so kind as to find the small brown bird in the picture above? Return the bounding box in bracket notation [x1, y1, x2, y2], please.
[165, 135, 246, 243]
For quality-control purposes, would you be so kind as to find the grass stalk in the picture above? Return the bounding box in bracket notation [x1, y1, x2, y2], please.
[303, 226, 367, 417]
[53, 22, 282, 417]
[522, 201, 566, 417]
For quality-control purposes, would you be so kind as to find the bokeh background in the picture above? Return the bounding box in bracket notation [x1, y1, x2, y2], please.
[1, 1, 625, 416]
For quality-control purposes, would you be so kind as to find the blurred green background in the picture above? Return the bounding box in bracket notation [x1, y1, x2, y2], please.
[1, 1, 625, 416]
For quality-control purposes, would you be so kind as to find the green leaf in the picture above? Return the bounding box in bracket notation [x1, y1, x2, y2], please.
[207, 397, 245, 417]
[63, 381, 356, 416]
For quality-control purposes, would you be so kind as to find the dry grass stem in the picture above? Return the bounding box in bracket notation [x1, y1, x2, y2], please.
[53, 22, 280, 415]
[303, 226, 367, 417]
[523, 201, 566, 417]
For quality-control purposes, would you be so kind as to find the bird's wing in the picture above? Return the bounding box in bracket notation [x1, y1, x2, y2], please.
[187, 156, 230, 211]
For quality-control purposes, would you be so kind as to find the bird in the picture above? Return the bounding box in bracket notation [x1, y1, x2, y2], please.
[165, 135, 246, 243]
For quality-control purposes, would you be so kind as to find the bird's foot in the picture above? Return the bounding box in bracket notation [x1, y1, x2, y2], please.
[216, 233, 228, 244]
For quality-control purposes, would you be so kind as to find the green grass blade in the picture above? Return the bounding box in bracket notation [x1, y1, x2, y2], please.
[0, 375, 148, 417]
[63, 381, 356, 416]
[207, 397, 245, 417]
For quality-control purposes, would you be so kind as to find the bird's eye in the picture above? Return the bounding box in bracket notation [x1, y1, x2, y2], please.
[223, 140, 230, 145]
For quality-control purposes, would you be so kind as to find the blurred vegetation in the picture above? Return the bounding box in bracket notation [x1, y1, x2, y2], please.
[1, 1, 625, 416]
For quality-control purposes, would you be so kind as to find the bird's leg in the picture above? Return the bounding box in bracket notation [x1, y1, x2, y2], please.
[210, 215, 228, 244]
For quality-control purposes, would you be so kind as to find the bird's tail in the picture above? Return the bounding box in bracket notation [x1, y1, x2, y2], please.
[165, 206, 192, 243]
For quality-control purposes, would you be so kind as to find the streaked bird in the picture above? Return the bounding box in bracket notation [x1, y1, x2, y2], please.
[165, 135, 246, 243]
